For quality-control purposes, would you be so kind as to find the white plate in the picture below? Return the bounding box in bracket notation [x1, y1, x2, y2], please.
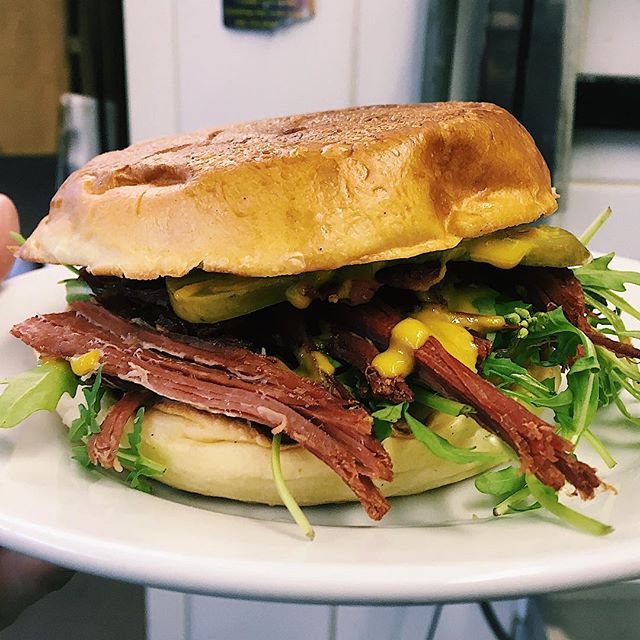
[2, 264, 640, 604]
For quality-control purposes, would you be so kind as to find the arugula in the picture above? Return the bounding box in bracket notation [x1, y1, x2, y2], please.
[512, 308, 600, 441]
[573, 252, 640, 425]
[335, 368, 362, 398]
[574, 253, 640, 292]
[67, 369, 165, 490]
[372, 418, 393, 441]
[579, 206, 612, 246]
[474, 466, 539, 515]
[411, 386, 474, 416]
[68, 366, 105, 446]
[475, 467, 613, 532]
[61, 278, 93, 303]
[271, 432, 315, 540]
[370, 403, 406, 423]
[116, 407, 166, 493]
[369, 402, 407, 442]
[0, 359, 78, 428]
[475, 465, 525, 497]
[402, 406, 503, 464]
[9, 231, 26, 246]
[482, 354, 560, 400]
[526, 475, 612, 535]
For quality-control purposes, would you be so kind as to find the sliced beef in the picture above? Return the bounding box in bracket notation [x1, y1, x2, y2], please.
[330, 299, 602, 499]
[521, 267, 640, 360]
[376, 262, 444, 291]
[72, 301, 373, 437]
[87, 391, 148, 468]
[328, 328, 413, 404]
[12, 306, 392, 519]
[473, 335, 493, 364]
[322, 279, 382, 305]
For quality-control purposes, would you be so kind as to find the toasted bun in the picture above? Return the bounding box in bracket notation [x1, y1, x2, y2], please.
[57, 396, 508, 506]
[21, 102, 557, 279]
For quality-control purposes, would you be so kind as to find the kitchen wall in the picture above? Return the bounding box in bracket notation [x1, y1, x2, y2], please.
[123, 0, 429, 140]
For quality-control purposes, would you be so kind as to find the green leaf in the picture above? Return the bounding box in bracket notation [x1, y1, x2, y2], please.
[475, 466, 525, 496]
[71, 443, 92, 468]
[600, 328, 640, 339]
[526, 474, 613, 535]
[372, 418, 393, 441]
[117, 407, 166, 492]
[575, 253, 640, 292]
[482, 354, 557, 398]
[271, 432, 315, 540]
[493, 487, 540, 515]
[579, 207, 612, 246]
[596, 345, 640, 425]
[584, 292, 626, 334]
[516, 308, 600, 440]
[370, 402, 407, 423]
[411, 386, 474, 416]
[494, 296, 531, 317]
[61, 278, 93, 303]
[472, 290, 498, 315]
[583, 429, 616, 469]
[0, 359, 78, 428]
[481, 352, 576, 438]
[69, 366, 105, 443]
[9, 231, 26, 246]
[335, 368, 361, 397]
[402, 407, 503, 464]
[598, 289, 640, 322]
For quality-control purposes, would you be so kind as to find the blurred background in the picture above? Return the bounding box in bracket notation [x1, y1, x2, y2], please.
[1, 1, 639, 639]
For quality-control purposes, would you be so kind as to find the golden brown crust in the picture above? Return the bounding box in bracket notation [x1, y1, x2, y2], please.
[21, 102, 557, 279]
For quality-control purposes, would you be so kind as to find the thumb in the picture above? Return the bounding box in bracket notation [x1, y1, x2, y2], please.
[0, 195, 20, 281]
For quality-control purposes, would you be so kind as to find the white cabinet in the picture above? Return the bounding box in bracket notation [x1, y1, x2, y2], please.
[123, 0, 428, 142]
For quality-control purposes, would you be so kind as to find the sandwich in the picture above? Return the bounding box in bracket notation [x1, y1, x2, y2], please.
[3, 102, 640, 537]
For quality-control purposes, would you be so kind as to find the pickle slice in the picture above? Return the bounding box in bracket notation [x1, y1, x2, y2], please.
[458, 226, 590, 269]
[166, 271, 332, 324]
[166, 226, 589, 324]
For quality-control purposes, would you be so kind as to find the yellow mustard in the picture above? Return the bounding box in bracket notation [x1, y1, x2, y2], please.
[371, 318, 429, 377]
[295, 349, 336, 380]
[70, 350, 102, 377]
[371, 308, 478, 379]
[312, 351, 336, 376]
[465, 236, 537, 270]
[412, 308, 478, 371]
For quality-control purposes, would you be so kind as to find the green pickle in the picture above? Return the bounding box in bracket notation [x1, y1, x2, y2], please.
[167, 271, 329, 323]
[167, 226, 590, 324]
[458, 226, 590, 269]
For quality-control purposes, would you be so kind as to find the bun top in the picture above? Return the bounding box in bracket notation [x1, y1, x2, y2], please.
[20, 102, 557, 279]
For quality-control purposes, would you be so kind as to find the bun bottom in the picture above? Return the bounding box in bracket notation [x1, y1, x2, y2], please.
[139, 401, 509, 506]
[57, 396, 508, 505]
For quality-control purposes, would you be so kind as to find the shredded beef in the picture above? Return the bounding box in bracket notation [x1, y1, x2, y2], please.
[413, 339, 600, 498]
[72, 301, 374, 437]
[12, 305, 392, 519]
[322, 279, 382, 305]
[376, 262, 443, 291]
[473, 335, 493, 364]
[87, 391, 148, 468]
[521, 267, 640, 360]
[330, 299, 602, 499]
[328, 328, 413, 404]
